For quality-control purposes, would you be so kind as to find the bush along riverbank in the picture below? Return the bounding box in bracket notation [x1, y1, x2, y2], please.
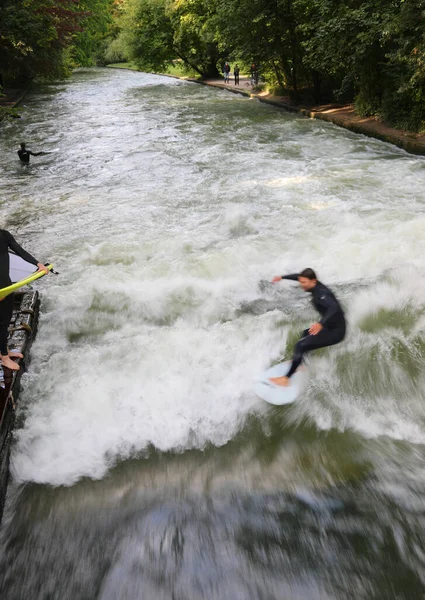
[0, 88, 27, 121]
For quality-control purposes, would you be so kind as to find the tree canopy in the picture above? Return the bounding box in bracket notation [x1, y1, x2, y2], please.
[107, 0, 425, 132]
[0, 0, 114, 83]
[2, 0, 425, 132]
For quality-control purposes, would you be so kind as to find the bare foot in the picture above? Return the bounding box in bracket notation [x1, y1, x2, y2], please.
[269, 376, 290, 387]
[9, 350, 23, 359]
[1, 356, 20, 371]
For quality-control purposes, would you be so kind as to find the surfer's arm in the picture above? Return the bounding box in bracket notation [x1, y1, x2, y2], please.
[272, 273, 299, 283]
[6, 231, 39, 266]
[282, 273, 300, 281]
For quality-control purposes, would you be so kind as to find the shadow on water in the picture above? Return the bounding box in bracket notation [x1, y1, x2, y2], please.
[1, 418, 425, 599]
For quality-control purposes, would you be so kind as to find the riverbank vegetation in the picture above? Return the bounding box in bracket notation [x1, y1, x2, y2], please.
[0, 0, 114, 84]
[105, 0, 425, 132]
[1, 1, 425, 132]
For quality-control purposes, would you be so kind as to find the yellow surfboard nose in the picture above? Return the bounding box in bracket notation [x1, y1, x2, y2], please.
[0, 264, 54, 300]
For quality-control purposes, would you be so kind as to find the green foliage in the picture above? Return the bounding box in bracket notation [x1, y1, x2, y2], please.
[107, 0, 224, 78]
[0, 86, 22, 121]
[0, 0, 115, 83]
[0, 106, 21, 121]
[2, 0, 425, 132]
[215, 0, 305, 98]
[380, 0, 425, 131]
[72, 0, 115, 67]
[0, 0, 80, 82]
[121, 0, 176, 73]
[298, 0, 425, 130]
[170, 0, 223, 77]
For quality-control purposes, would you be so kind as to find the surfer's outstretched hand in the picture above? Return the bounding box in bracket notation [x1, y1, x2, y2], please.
[37, 263, 50, 275]
[271, 276, 282, 283]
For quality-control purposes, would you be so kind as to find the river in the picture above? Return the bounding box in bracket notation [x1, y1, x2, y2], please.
[1, 67, 425, 599]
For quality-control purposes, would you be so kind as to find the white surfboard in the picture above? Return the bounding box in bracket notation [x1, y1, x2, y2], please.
[254, 361, 307, 405]
[9, 252, 38, 282]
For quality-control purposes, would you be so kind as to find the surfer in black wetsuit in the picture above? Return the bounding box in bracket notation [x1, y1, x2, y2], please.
[0, 230, 48, 371]
[17, 143, 43, 163]
[270, 268, 346, 386]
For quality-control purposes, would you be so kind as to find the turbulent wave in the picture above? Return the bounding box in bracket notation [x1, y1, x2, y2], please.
[1, 68, 424, 485]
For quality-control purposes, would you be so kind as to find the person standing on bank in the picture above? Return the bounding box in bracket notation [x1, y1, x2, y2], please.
[269, 268, 346, 386]
[0, 230, 48, 371]
[234, 64, 240, 86]
[224, 62, 231, 84]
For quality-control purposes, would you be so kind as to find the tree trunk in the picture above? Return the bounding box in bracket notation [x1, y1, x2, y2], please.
[291, 64, 300, 103]
[173, 49, 204, 77]
[312, 70, 322, 104]
[273, 62, 284, 88]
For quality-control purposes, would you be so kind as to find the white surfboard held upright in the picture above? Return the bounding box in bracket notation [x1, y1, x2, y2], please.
[254, 360, 307, 405]
[9, 252, 38, 282]
[0, 252, 53, 299]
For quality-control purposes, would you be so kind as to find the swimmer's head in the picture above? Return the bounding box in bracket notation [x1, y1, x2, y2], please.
[20, 143, 26, 149]
[298, 268, 317, 291]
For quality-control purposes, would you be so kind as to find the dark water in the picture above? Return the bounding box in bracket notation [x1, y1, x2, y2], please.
[1, 68, 425, 599]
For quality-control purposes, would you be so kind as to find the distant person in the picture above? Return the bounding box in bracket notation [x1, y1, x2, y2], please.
[0, 230, 48, 371]
[234, 65, 240, 86]
[224, 62, 231, 84]
[17, 143, 43, 163]
[269, 268, 346, 387]
[250, 63, 258, 86]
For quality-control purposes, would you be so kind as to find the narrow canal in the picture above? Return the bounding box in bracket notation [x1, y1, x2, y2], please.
[1, 67, 425, 599]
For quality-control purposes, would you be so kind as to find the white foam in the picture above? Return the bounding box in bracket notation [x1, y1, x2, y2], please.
[3, 68, 425, 485]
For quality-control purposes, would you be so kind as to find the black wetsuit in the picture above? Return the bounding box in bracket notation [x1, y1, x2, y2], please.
[282, 274, 346, 378]
[17, 148, 41, 163]
[0, 230, 39, 356]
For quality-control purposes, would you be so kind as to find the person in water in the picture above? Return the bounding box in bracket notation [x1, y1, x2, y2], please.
[0, 230, 48, 371]
[270, 268, 346, 386]
[17, 143, 43, 163]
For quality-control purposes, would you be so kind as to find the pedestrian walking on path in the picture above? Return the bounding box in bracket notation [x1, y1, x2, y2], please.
[224, 62, 231, 84]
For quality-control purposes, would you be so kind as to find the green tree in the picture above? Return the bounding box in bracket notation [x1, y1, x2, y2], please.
[217, 0, 306, 100]
[72, 0, 115, 67]
[118, 0, 176, 72]
[112, 0, 223, 77]
[381, 0, 425, 130]
[105, 0, 425, 131]
[0, 0, 116, 83]
[299, 0, 425, 130]
[0, 0, 84, 82]
[170, 0, 222, 77]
